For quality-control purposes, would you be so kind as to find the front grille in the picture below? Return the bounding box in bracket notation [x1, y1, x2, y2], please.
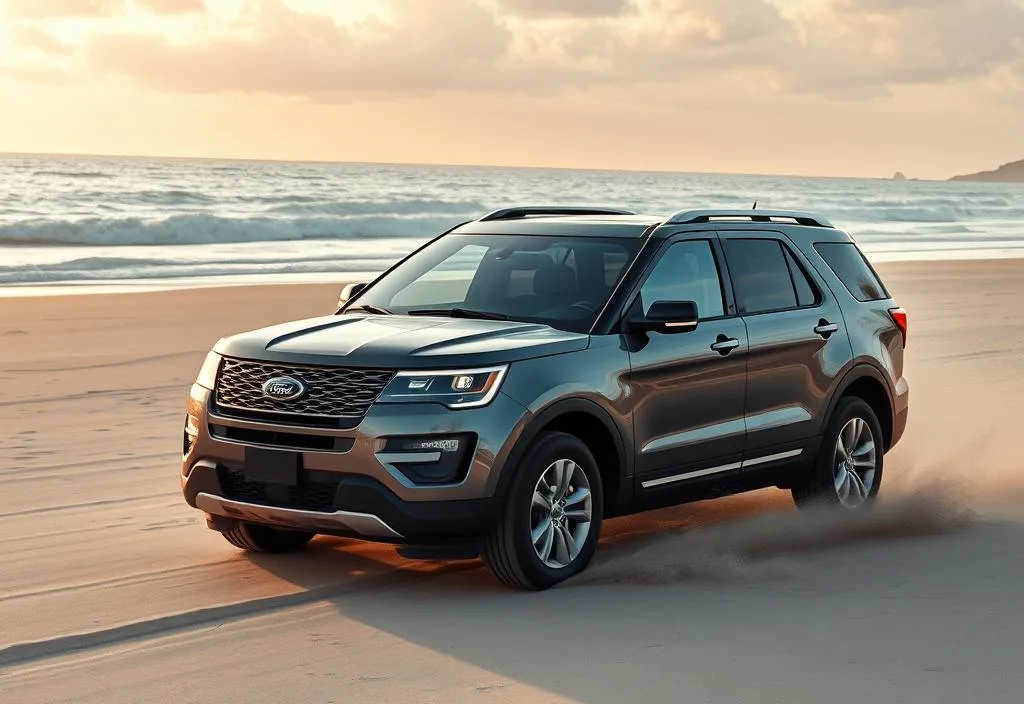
[217, 467, 340, 513]
[215, 358, 393, 421]
[209, 424, 355, 452]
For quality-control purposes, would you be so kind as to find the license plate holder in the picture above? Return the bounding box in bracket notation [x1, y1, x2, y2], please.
[243, 447, 300, 486]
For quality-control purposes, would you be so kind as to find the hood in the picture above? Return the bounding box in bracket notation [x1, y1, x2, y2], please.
[213, 313, 589, 369]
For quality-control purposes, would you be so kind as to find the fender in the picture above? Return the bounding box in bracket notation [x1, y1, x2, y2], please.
[820, 360, 895, 438]
[491, 397, 634, 516]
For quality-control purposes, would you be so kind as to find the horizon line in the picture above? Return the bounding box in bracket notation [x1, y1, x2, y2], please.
[0, 149, 940, 183]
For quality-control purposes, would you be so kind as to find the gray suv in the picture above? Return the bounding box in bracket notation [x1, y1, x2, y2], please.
[182, 206, 909, 590]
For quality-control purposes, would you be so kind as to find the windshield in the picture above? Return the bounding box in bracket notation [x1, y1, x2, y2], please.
[347, 233, 641, 333]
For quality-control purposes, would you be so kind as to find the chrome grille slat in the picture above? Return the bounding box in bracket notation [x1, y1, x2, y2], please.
[215, 358, 394, 420]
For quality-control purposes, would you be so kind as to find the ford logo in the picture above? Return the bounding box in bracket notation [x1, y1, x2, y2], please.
[261, 376, 307, 401]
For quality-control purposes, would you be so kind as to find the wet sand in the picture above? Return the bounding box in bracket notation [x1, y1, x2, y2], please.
[3, 259, 1024, 703]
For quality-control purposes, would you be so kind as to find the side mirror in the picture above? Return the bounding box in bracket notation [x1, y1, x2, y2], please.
[625, 300, 699, 334]
[338, 281, 369, 309]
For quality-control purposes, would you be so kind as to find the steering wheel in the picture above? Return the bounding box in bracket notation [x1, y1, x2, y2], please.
[569, 300, 597, 314]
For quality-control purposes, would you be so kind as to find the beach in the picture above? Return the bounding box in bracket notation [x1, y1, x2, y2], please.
[3, 258, 1024, 703]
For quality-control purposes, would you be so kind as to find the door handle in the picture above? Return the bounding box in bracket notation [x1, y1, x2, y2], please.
[814, 319, 839, 339]
[711, 335, 740, 355]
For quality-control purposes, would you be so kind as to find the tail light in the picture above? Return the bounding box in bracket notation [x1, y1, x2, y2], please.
[888, 307, 907, 347]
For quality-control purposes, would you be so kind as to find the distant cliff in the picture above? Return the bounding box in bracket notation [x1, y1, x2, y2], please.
[950, 159, 1024, 183]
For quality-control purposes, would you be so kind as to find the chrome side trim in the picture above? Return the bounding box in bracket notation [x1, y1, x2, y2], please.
[195, 493, 403, 539]
[641, 461, 742, 488]
[641, 407, 811, 455]
[745, 406, 812, 432]
[641, 418, 745, 454]
[640, 448, 804, 489]
[741, 448, 804, 467]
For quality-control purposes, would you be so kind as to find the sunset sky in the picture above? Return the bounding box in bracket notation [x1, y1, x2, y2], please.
[1, 0, 1022, 179]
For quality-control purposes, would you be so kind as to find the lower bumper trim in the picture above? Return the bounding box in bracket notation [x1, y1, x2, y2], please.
[195, 492, 404, 539]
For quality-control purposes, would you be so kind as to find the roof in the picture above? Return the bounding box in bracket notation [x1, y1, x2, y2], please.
[450, 205, 838, 239]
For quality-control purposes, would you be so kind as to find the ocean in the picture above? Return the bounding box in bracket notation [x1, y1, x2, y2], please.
[2, 153, 1023, 294]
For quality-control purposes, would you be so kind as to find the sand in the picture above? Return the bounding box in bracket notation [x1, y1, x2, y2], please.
[2, 260, 1024, 703]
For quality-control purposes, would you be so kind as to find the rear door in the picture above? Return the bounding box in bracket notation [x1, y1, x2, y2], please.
[626, 234, 749, 490]
[717, 231, 853, 470]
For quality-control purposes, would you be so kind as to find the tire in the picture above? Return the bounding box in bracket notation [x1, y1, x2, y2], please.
[221, 522, 316, 553]
[792, 396, 885, 510]
[483, 431, 604, 590]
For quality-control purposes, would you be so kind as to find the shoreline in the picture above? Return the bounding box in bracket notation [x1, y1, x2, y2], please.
[4, 247, 1024, 298]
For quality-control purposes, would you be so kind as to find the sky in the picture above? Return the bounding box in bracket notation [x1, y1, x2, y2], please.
[0, 0, 1022, 179]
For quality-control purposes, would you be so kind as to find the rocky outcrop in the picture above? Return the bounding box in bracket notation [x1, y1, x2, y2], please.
[949, 159, 1024, 183]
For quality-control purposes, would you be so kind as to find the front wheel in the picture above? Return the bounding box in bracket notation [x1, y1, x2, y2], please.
[483, 432, 604, 590]
[220, 522, 316, 553]
[792, 397, 884, 510]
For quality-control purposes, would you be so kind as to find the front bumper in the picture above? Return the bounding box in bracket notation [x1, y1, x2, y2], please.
[182, 384, 527, 543]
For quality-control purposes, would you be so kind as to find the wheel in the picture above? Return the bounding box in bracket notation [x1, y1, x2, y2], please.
[792, 397, 884, 510]
[483, 431, 604, 590]
[220, 522, 316, 553]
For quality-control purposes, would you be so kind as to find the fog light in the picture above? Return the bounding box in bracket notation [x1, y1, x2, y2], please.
[378, 434, 476, 485]
[405, 438, 460, 453]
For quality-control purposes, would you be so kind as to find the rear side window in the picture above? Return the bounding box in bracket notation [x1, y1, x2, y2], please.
[814, 242, 889, 301]
[784, 247, 820, 307]
[723, 239, 817, 314]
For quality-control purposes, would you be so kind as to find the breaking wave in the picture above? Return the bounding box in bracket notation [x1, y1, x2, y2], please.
[0, 213, 467, 247]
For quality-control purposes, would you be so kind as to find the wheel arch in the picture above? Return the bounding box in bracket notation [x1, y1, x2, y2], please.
[493, 398, 633, 517]
[823, 363, 896, 450]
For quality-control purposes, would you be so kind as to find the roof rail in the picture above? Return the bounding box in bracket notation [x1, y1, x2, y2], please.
[478, 206, 636, 222]
[667, 209, 834, 228]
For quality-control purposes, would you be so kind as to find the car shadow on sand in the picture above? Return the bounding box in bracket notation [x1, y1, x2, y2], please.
[242, 485, 991, 703]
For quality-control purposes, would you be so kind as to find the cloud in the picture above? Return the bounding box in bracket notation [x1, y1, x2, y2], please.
[88, 0, 521, 95]
[10, 0, 1024, 102]
[135, 0, 205, 13]
[496, 0, 634, 17]
[12, 25, 73, 54]
[2, 0, 122, 17]
[780, 0, 1024, 95]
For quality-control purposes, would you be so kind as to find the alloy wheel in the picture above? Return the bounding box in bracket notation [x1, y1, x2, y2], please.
[530, 459, 593, 569]
[833, 417, 877, 508]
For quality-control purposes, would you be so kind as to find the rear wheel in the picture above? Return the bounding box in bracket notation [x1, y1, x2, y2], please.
[220, 522, 316, 553]
[483, 432, 604, 590]
[792, 397, 884, 510]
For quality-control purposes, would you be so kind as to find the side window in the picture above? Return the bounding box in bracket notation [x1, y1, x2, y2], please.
[784, 247, 820, 307]
[639, 240, 725, 320]
[814, 242, 889, 302]
[722, 239, 802, 314]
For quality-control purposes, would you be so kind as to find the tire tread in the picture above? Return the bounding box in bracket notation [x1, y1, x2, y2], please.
[219, 522, 315, 553]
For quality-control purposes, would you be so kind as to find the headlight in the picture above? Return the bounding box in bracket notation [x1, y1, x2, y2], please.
[195, 351, 222, 390]
[377, 365, 508, 409]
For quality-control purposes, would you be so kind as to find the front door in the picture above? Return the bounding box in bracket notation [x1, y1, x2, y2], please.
[626, 236, 749, 490]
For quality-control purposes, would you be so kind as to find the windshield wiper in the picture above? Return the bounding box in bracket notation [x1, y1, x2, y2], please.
[345, 304, 392, 315]
[408, 307, 510, 321]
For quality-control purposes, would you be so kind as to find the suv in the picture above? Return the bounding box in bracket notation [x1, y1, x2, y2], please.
[182, 206, 909, 590]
